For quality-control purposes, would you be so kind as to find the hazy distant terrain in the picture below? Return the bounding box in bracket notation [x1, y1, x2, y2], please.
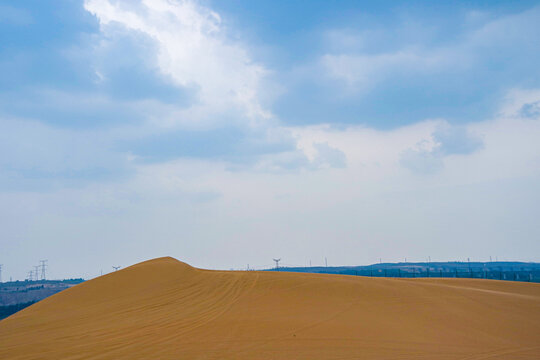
[0, 279, 84, 306]
[1, 257, 539, 359]
[0, 280, 84, 320]
[276, 261, 540, 282]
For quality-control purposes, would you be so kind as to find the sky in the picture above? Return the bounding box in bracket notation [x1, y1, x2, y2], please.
[1, 0, 540, 280]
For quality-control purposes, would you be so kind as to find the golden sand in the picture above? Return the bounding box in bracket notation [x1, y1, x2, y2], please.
[1, 257, 539, 359]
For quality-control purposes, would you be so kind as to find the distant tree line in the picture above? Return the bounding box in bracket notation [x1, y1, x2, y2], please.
[0, 301, 35, 321]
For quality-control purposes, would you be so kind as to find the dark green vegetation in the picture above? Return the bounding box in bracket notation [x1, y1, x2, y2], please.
[0, 301, 35, 320]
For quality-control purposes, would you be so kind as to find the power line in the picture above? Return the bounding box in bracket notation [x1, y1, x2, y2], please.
[33, 265, 40, 282]
[40, 260, 48, 280]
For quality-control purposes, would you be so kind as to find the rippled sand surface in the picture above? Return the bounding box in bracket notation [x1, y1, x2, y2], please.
[1, 257, 539, 359]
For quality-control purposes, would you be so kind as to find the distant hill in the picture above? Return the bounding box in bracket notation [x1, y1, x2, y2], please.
[0, 279, 85, 306]
[0, 279, 84, 320]
[270, 261, 540, 282]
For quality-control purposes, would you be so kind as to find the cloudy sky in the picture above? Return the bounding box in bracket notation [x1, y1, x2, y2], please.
[1, 0, 540, 280]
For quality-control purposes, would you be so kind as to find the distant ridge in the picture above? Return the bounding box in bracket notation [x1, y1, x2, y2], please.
[1, 257, 539, 359]
[274, 261, 540, 282]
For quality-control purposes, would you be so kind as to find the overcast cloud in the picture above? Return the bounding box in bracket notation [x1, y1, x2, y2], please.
[1, 0, 539, 280]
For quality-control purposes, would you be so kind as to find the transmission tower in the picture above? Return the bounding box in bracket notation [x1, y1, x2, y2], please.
[112, 266, 121, 271]
[0, 264, 3, 283]
[34, 265, 40, 282]
[40, 260, 48, 280]
[273, 258, 281, 271]
[27, 270, 34, 281]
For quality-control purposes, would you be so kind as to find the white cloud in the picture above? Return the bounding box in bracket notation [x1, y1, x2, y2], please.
[320, 50, 456, 91]
[312, 143, 347, 169]
[3, 89, 540, 278]
[3, 0, 540, 279]
[499, 88, 540, 119]
[400, 142, 443, 174]
[399, 123, 484, 174]
[318, 6, 539, 93]
[0, 116, 131, 190]
[84, 0, 272, 128]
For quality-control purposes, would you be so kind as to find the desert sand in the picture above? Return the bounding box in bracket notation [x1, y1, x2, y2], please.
[1, 256, 539, 359]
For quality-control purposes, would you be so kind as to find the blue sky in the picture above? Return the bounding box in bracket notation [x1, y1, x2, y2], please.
[1, 0, 540, 280]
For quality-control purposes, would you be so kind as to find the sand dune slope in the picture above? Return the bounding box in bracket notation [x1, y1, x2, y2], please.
[1, 257, 539, 359]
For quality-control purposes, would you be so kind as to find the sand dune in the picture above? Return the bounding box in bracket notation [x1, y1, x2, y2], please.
[1, 257, 539, 359]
